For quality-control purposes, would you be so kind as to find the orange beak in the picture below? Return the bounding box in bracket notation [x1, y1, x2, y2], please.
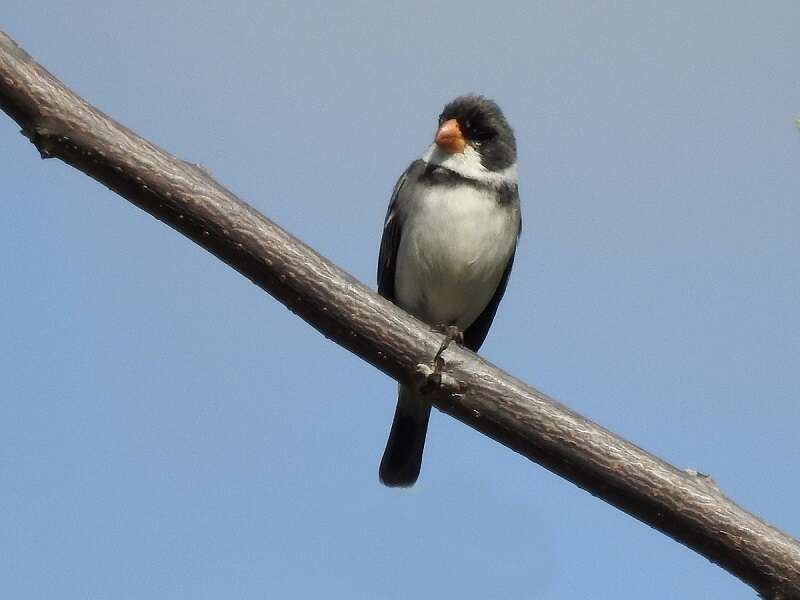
[434, 118, 466, 153]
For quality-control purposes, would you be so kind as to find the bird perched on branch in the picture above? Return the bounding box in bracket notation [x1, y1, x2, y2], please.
[377, 95, 522, 486]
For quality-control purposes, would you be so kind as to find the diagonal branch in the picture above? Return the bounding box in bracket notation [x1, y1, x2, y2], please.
[1, 30, 798, 598]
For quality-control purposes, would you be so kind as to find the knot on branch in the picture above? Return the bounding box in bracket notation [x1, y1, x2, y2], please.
[415, 363, 464, 396]
[21, 118, 69, 159]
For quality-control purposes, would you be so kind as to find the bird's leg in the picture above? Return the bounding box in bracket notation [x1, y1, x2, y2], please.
[417, 324, 466, 395]
[432, 324, 464, 375]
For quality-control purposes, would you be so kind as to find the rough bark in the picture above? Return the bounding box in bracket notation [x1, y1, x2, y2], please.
[1, 30, 798, 598]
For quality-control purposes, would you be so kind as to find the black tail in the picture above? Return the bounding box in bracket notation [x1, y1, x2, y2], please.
[379, 386, 431, 487]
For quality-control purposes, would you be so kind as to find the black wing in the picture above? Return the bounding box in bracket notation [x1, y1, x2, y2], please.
[463, 218, 521, 352]
[377, 160, 421, 302]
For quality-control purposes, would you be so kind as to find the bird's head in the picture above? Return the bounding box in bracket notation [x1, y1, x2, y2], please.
[425, 95, 517, 185]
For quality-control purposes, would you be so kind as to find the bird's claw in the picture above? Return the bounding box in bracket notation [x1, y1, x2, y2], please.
[415, 324, 464, 394]
[432, 324, 464, 372]
[433, 353, 446, 375]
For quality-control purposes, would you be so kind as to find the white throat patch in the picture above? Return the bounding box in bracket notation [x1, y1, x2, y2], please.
[421, 143, 517, 188]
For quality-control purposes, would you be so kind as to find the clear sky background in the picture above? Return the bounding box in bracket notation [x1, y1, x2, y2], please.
[2, 2, 798, 599]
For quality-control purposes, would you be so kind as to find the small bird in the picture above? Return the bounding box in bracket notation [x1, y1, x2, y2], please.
[377, 95, 522, 486]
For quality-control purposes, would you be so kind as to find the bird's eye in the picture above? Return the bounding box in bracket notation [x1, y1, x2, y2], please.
[464, 119, 472, 130]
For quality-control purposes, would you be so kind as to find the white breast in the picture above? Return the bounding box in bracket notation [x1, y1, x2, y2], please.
[394, 182, 517, 329]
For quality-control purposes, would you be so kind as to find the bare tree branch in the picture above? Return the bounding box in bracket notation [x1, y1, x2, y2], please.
[1, 30, 798, 598]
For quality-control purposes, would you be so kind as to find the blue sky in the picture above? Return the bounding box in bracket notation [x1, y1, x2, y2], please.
[2, 2, 798, 598]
